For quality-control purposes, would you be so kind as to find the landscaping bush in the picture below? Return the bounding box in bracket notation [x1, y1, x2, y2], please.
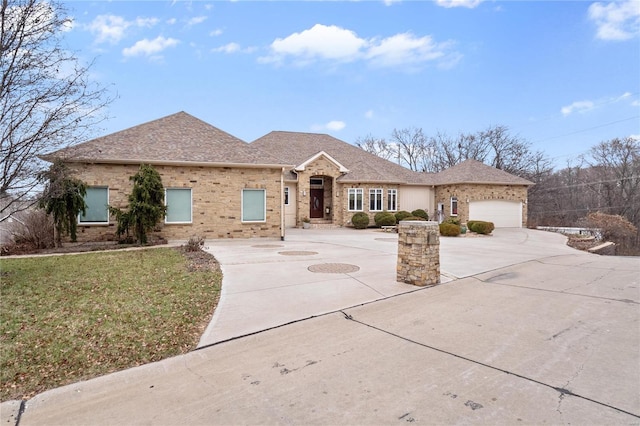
[185, 235, 205, 252]
[351, 212, 370, 229]
[374, 211, 391, 226]
[1, 210, 55, 255]
[439, 222, 461, 236]
[394, 211, 412, 222]
[375, 212, 397, 227]
[444, 217, 460, 226]
[411, 209, 429, 220]
[468, 220, 494, 234]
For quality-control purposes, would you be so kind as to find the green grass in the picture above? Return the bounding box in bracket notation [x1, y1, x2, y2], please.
[0, 248, 221, 401]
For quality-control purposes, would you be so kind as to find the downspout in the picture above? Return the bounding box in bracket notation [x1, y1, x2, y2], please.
[281, 167, 285, 241]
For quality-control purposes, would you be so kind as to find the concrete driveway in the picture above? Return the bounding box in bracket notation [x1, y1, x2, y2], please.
[5, 228, 640, 425]
[198, 227, 583, 346]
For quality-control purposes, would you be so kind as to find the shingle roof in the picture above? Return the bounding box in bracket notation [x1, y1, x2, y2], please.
[434, 159, 534, 185]
[42, 112, 532, 186]
[42, 111, 282, 166]
[251, 131, 436, 185]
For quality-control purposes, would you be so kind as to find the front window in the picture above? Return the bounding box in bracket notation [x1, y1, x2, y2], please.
[79, 187, 108, 224]
[242, 189, 266, 222]
[387, 189, 398, 212]
[451, 196, 458, 216]
[348, 188, 363, 211]
[369, 188, 383, 212]
[165, 188, 192, 223]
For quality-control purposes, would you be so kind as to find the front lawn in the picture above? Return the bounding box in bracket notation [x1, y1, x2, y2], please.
[0, 247, 221, 402]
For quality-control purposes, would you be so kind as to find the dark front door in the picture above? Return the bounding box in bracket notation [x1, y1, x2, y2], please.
[310, 188, 324, 218]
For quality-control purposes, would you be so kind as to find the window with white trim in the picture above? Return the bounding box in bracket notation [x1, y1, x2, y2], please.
[284, 187, 290, 205]
[165, 188, 192, 223]
[348, 188, 363, 211]
[451, 196, 458, 216]
[369, 188, 383, 212]
[387, 189, 398, 212]
[242, 189, 266, 222]
[79, 187, 108, 224]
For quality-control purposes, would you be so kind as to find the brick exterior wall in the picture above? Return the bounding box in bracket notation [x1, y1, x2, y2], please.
[340, 183, 401, 227]
[294, 156, 344, 226]
[434, 183, 528, 226]
[69, 162, 283, 241]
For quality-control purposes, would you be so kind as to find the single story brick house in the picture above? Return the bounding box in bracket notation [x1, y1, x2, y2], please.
[43, 112, 533, 241]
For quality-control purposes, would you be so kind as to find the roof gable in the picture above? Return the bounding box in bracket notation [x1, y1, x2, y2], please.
[435, 159, 534, 186]
[295, 151, 349, 173]
[252, 131, 435, 185]
[43, 112, 281, 166]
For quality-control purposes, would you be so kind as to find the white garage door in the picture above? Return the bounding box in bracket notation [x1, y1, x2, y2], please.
[469, 200, 522, 228]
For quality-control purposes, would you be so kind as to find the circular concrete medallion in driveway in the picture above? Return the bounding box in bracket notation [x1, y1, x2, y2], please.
[278, 251, 318, 256]
[252, 244, 284, 248]
[308, 263, 360, 274]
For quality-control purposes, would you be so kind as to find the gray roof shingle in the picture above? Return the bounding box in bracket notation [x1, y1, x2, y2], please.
[434, 159, 534, 185]
[43, 111, 282, 166]
[251, 131, 436, 185]
[42, 112, 532, 186]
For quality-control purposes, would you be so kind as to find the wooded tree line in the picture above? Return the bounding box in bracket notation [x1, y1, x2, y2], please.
[357, 128, 640, 230]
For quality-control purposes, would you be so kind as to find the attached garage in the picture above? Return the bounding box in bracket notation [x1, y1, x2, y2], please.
[469, 200, 522, 228]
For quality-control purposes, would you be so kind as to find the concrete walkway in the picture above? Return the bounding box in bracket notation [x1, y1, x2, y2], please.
[3, 228, 639, 425]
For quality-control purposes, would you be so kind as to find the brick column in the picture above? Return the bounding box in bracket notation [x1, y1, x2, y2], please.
[396, 221, 440, 286]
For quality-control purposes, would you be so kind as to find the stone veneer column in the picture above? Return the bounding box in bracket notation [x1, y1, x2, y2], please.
[396, 221, 440, 286]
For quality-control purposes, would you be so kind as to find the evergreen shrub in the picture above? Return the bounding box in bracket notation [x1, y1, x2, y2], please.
[394, 211, 412, 222]
[439, 222, 461, 236]
[351, 212, 370, 229]
[468, 220, 495, 234]
[375, 213, 397, 227]
[411, 209, 429, 220]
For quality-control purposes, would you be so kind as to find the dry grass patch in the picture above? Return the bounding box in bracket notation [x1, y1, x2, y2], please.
[0, 247, 221, 401]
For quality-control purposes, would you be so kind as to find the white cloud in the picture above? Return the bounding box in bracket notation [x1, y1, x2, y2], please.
[264, 24, 366, 65]
[561, 100, 595, 116]
[435, 0, 483, 8]
[365, 110, 374, 119]
[135, 17, 159, 28]
[122, 36, 179, 57]
[88, 15, 131, 44]
[311, 121, 346, 132]
[632, 100, 640, 107]
[212, 43, 256, 54]
[630, 134, 640, 140]
[187, 16, 207, 27]
[366, 33, 453, 68]
[87, 14, 159, 44]
[383, 0, 402, 5]
[210, 28, 223, 37]
[588, 0, 640, 41]
[260, 24, 460, 70]
[167, 18, 177, 25]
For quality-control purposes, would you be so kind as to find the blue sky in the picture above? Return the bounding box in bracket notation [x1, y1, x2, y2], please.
[62, 0, 639, 169]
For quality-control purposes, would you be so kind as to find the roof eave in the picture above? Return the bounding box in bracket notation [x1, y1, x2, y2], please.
[437, 180, 534, 186]
[42, 156, 291, 170]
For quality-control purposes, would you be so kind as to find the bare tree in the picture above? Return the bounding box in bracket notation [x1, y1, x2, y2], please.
[355, 134, 395, 161]
[582, 137, 640, 226]
[1, 0, 112, 214]
[390, 127, 428, 171]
